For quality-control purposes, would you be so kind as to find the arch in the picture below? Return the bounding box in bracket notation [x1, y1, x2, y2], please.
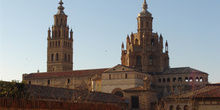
[51, 54, 54, 61]
[176, 105, 181, 110]
[67, 79, 70, 84]
[169, 105, 173, 110]
[136, 55, 141, 66]
[163, 78, 166, 82]
[68, 54, 70, 62]
[135, 39, 138, 45]
[149, 55, 153, 66]
[56, 41, 57, 47]
[178, 77, 182, 82]
[58, 41, 60, 46]
[53, 41, 54, 47]
[146, 21, 148, 27]
[167, 78, 170, 82]
[64, 54, 67, 62]
[112, 88, 124, 98]
[185, 77, 188, 82]
[58, 30, 61, 37]
[141, 21, 143, 28]
[151, 39, 155, 45]
[196, 77, 199, 82]
[55, 30, 57, 37]
[189, 77, 193, 82]
[56, 53, 59, 61]
[125, 74, 127, 79]
[158, 78, 161, 82]
[200, 77, 203, 82]
[184, 105, 189, 110]
[173, 77, 176, 82]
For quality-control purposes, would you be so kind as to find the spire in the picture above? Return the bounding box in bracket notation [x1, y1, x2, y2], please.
[121, 42, 124, 49]
[57, 0, 65, 15]
[138, 0, 151, 17]
[142, 0, 148, 11]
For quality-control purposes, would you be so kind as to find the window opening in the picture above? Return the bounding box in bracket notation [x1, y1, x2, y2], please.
[48, 80, 50, 85]
[149, 55, 153, 66]
[136, 55, 141, 66]
[131, 96, 139, 109]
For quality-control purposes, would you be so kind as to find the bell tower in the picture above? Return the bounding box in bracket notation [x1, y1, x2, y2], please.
[121, 0, 169, 73]
[47, 0, 73, 72]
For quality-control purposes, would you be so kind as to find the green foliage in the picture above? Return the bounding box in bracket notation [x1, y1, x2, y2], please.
[0, 80, 29, 99]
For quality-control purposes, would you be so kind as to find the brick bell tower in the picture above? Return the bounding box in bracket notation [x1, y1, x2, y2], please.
[121, 0, 169, 73]
[47, 0, 73, 72]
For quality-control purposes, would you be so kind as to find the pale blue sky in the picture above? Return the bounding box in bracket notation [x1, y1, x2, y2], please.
[0, 0, 219, 83]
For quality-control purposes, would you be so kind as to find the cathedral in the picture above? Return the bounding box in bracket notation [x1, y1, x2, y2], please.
[23, 0, 220, 110]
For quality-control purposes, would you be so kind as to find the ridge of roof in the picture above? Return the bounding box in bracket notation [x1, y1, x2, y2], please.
[23, 68, 108, 79]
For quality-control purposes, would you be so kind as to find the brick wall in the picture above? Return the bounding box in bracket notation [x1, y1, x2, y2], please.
[0, 98, 123, 110]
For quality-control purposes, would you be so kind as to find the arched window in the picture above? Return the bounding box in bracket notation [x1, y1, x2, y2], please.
[135, 39, 138, 45]
[167, 78, 170, 82]
[51, 54, 54, 61]
[184, 105, 189, 110]
[68, 54, 70, 62]
[58, 30, 61, 37]
[136, 55, 141, 66]
[146, 22, 148, 27]
[67, 79, 70, 84]
[200, 77, 203, 82]
[176, 105, 181, 110]
[185, 77, 188, 82]
[64, 54, 67, 62]
[53, 42, 54, 47]
[50, 42, 51, 47]
[58, 41, 60, 46]
[141, 21, 143, 28]
[151, 39, 155, 45]
[56, 53, 59, 61]
[48, 80, 50, 85]
[173, 77, 176, 82]
[169, 105, 173, 110]
[189, 77, 193, 82]
[149, 55, 153, 66]
[109, 74, 111, 79]
[196, 77, 199, 82]
[158, 78, 161, 82]
[163, 78, 166, 82]
[61, 19, 63, 25]
[56, 41, 57, 47]
[125, 74, 127, 79]
[55, 31, 57, 37]
[178, 77, 182, 82]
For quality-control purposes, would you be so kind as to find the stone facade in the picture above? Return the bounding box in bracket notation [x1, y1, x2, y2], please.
[22, 0, 217, 110]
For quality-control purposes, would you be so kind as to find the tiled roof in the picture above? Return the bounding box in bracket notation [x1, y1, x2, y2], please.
[123, 86, 146, 92]
[166, 84, 220, 99]
[162, 67, 207, 75]
[23, 68, 108, 79]
[26, 84, 126, 104]
[123, 86, 156, 92]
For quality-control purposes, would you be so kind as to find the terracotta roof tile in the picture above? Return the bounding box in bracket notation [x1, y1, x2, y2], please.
[23, 68, 108, 79]
[162, 67, 207, 75]
[167, 84, 220, 98]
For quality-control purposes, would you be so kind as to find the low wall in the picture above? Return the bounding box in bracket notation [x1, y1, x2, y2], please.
[0, 98, 123, 110]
